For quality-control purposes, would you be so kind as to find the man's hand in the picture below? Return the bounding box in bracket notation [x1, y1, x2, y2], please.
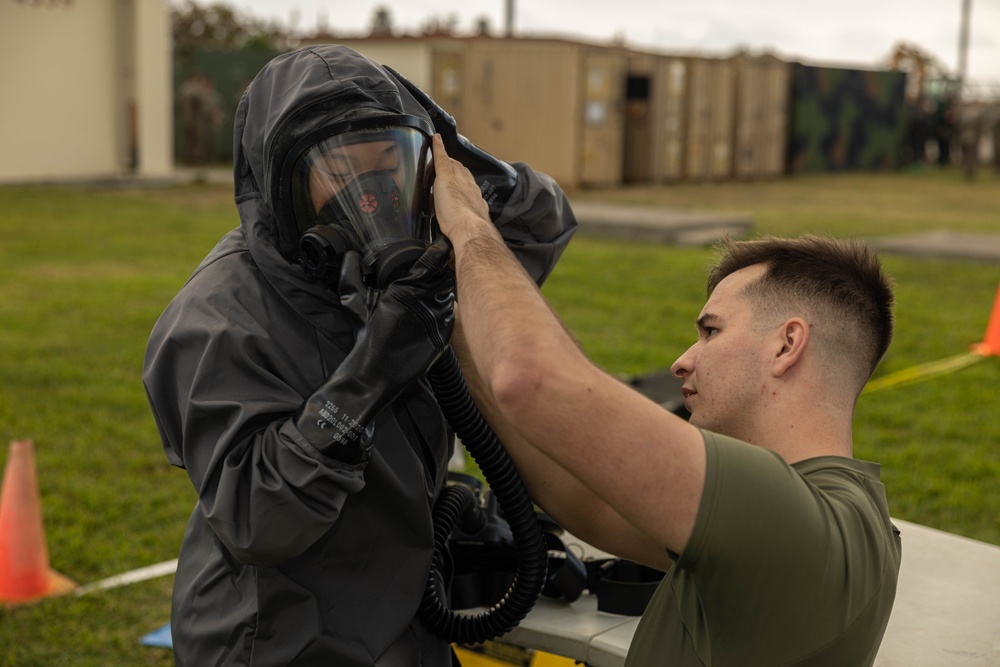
[431, 134, 499, 248]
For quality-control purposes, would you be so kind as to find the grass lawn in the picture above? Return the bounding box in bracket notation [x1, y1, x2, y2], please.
[0, 167, 998, 664]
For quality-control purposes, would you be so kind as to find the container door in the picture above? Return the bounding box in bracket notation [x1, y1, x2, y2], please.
[580, 49, 626, 187]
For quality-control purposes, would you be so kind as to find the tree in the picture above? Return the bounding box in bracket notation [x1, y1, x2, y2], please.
[172, 0, 293, 53]
[370, 6, 394, 36]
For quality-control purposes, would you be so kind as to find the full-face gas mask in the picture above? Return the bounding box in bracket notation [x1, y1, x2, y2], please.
[289, 115, 434, 289]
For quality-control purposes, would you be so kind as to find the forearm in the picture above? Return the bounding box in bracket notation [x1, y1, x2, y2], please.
[453, 323, 596, 528]
[454, 320, 673, 569]
[447, 215, 579, 394]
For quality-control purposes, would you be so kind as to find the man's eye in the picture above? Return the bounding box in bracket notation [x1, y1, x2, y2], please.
[701, 327, 717, 338]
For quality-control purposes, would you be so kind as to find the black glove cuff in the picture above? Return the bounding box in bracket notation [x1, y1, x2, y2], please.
[294, 392, 373, 465]
[319, 427, 374, 465]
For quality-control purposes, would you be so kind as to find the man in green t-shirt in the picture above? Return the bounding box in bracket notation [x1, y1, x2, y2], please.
[429, 135, 901, 665]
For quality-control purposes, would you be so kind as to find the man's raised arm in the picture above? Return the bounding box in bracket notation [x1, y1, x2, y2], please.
[431, 134, 706, 561]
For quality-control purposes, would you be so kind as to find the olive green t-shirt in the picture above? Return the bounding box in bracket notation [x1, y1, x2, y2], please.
[625, 430, 902, 667]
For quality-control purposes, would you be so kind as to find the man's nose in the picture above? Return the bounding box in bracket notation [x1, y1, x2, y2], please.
[670, 344, 696, 379]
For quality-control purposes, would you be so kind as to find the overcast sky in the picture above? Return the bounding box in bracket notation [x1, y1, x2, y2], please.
[224, 0, 1000, 92]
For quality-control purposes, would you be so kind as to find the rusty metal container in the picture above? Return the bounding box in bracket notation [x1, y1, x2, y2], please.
[624, 52, 687, 183]
[684, 57, 736, 181]
[733, 54, 790, 179]
[459, 39, 626, 188]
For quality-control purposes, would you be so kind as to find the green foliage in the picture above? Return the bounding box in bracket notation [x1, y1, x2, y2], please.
[0, 171, 998, 663]
[172, 0, 292, 53]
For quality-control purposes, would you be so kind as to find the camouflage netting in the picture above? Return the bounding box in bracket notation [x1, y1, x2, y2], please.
[787, 64, 907, 173]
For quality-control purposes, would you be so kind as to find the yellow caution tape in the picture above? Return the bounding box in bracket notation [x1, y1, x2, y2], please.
[863, 351, 986, 394]
[452, 642, 579, 667]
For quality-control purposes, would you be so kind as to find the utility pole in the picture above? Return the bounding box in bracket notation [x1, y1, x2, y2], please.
[505, 0, 514, 37]
[957, 0, 972, 95]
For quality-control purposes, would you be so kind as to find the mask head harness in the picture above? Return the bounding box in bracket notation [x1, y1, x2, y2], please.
[281, 114, 434, 289]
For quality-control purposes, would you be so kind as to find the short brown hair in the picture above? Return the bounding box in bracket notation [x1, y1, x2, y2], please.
[708, 235, 894, 386]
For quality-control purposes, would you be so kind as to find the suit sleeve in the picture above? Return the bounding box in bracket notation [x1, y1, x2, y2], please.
[142, 256, 365, 567]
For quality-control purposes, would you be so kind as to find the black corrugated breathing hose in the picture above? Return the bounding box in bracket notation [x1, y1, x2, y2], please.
[420, 348, 548, 645]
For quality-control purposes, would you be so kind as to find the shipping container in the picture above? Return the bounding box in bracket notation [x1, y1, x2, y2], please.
[655, 57, 688, 182]
[459, 39, 626, 188]
[732, 54, 790, 179]
[623, 53, 655, 183]
[312, 36, 627, 188]
[760, 58, 792, 176]
[580, 47, 628, 186]
[460, 40, 580, 186]
[623, 52, 687, 183]
[431, 46, 465, 124]
[319, 37, 440, 91]
[684, 57, 736, 181]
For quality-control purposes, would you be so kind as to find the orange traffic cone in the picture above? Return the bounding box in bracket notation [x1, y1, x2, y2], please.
[972, 281, 1000, 357]
[0, 440, 76, 605]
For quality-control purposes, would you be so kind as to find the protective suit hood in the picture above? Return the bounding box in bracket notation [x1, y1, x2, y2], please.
[233, 44, 433, 261]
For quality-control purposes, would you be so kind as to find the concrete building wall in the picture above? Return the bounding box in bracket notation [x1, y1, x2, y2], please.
[133, 0, 174, 178]
[0, 0, 172, 183]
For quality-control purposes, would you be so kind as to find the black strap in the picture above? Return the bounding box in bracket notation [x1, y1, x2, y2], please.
[545, 529, 666, 616]
[445, 515, 666, 616]
[586, 559, 665, 616]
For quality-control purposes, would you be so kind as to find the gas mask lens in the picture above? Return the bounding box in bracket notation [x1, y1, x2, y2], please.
[292, 124, 432, 286]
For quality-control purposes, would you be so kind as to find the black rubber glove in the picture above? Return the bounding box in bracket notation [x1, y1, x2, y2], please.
[385, 65, 518, 223]
[294, 238, 456, 464]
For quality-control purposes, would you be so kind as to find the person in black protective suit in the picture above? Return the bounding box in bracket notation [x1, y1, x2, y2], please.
[142, 44, 576, 667]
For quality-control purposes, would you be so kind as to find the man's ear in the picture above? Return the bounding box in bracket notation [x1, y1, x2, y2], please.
[772, 317, 809, 377]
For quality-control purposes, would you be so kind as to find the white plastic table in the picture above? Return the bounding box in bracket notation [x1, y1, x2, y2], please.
[490, 519, 1000, 666]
